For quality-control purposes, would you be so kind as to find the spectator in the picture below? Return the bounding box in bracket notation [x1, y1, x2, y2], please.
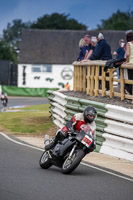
[125, 31, 133, 95]
[77, 38, 88, 61]
[84, 34, 91, 51]
[113, 39, 125, 87]
[113, 39, 125, 59]
[89, 33, 112, 60]
[84, 34, 95, 55]
[89, 33, 112, 90]
[82, 36, 97, 61]
[65, 82, 70, 91]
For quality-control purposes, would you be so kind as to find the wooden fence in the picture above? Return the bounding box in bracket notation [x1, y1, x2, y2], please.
[73, 60, 133, 103]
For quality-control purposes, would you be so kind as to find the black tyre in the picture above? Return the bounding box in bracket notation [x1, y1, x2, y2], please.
[39, 151, 52, 169]
[62, 149, 84, 174]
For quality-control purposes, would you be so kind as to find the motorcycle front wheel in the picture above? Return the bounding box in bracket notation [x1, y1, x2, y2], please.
[39, 151, 52, 169]
[62, 149, 84, 174]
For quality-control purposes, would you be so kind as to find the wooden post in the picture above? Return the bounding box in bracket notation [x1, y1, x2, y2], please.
[120, 68, 125, 100]
[83, 66, 86, 92]
[79, 66, 82, 91]
[77, 66, 80, 91]
[75, 65, 79, 91]
[73, 65, 76, 91]
[86, 65, 91, 95]
[102, 66, 106, 96]
[90, 66, 95, 96]
[109, 69, 114, 98]
[95, 65, 99, 96]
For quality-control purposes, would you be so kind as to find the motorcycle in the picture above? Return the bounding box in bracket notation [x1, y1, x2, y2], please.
[1, 98, 7, 107]
[39, 124, 95, 174]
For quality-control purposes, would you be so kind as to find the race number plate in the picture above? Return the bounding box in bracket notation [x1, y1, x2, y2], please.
[81, 135, 93, 148]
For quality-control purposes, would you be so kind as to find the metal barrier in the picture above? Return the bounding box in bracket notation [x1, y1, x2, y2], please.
[73, 60, 133, 103]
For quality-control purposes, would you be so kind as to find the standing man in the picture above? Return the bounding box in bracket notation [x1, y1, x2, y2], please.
[89, 33, 112, 90]
[84, 35, 95, 57]
[89, 33, 112, 60]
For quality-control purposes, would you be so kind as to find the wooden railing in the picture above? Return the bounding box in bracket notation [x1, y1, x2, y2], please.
[73, 60, 133, 103]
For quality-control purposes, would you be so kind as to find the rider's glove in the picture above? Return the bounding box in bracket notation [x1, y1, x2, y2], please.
[67, 127, 74, 134]
[60, 126, 68, 137]
[60, 130, 68, 137]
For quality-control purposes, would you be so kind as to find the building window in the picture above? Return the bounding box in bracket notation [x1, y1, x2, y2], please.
[32, 64, 52, 73]
[42, 65, 52, 72]
[32, 65, 41, 72]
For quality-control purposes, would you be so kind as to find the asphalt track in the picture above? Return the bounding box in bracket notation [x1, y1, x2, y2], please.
[0, 96, 49, 109]
[0, 133, 133, 200]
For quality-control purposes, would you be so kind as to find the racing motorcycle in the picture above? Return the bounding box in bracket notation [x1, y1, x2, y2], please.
[1, 98, 7, 107]
[39, 124, 95, 174]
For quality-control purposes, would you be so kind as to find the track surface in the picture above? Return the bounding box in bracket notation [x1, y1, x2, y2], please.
[0, 133, 133, 200]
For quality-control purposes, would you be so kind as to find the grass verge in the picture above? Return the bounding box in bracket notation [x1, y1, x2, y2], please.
[0, 104, 57, 137]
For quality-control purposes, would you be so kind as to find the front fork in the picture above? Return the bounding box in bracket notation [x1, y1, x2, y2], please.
[68, 143, 77, 159]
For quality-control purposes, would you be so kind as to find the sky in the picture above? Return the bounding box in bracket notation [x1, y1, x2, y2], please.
[0, 0, 133, 35]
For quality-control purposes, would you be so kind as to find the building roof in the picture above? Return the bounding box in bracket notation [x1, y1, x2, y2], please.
[18, 29, 126, 64]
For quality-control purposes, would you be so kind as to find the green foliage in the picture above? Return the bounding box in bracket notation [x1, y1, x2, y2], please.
[0, 40, 17, 63]
[31, 13, 87, 30]
[1, 19, 31, 63]
[97, 10, 133, 30]
[3, 19, 30, 48]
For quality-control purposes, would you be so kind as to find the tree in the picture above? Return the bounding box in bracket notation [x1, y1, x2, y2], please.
[0, 40, 17, 63]
[97, 10, 133, 30]
[31, 13, 87, 30]
[2, 19, 31, 50]
[1, 19, 31, 63]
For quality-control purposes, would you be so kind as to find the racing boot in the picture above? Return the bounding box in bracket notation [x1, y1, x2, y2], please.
[45, 130, 64, 151]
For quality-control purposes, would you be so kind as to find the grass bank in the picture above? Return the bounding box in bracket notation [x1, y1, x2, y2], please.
[0, 104, 56, 136]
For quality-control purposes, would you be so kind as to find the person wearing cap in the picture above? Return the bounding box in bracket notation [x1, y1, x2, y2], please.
[113, 39, 125, 87]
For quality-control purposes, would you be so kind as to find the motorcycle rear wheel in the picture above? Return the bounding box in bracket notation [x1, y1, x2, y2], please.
[62, 149, 84, 174]
[39, 151, 52, 169]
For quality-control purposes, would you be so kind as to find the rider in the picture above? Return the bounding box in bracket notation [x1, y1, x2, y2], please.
[45, 106, 97, 151]
[1, 91, 8, 106]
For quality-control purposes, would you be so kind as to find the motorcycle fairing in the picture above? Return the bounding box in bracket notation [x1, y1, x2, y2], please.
[76, 130, 94, 149]
[52, 138, 75, 157]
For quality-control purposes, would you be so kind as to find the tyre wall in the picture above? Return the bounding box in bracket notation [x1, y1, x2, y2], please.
[47, 90, 133, 162]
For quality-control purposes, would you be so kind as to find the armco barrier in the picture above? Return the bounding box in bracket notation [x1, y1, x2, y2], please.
[47, 90, 67, 128]
[47, 90, 133, 162]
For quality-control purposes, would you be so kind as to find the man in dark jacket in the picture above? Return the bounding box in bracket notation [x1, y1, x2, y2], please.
[89, 33, 112, 61]
[89, 33, 112, 90]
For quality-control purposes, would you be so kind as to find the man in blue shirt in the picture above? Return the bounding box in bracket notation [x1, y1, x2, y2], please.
[113, 39, 125, 87]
